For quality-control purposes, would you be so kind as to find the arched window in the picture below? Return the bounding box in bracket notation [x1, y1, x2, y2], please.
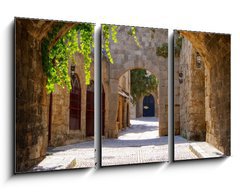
[69, 74, 81, 130]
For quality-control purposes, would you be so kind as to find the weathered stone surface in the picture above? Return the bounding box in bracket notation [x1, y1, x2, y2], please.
[16, 18, 95, 172]
[102, 26, 168, 137]
[16, 18, 51, 172]
[175, 31, 230, 156]
[50, 53, 94, 147]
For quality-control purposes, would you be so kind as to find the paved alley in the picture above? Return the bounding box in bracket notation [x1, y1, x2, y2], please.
[102, 117, 168, 166]
[33, 117, 220, 171]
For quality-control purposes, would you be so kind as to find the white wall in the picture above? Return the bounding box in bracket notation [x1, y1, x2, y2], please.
[1, 0, 239, 192]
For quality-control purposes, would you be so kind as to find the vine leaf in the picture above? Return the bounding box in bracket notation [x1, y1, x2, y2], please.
[42, 23, 94, 94]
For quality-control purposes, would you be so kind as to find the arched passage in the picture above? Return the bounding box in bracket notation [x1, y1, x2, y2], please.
[16, 18, 72, 172]
[177, 31, 230, 155]
[104, 66, 163, 138]
[143, 94, 155, 117]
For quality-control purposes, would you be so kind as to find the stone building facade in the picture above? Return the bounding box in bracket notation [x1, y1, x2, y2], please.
[102, 26, 168, 138]
[49, 54, 94, 147]
[16, 18, 94, 172]
[174, 31, 231, 156]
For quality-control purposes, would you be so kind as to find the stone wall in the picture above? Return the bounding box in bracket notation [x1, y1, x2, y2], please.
[174, 55, 180, 135]
[102, 26, 168, 137]
[16, 18, 51, 172]
[178, 37, 205, 140]
[15, 18, 95, 172]
[130, 102, 136, 119]
[177, 31, 231, 155]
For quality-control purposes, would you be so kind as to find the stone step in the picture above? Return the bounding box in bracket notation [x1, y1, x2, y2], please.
[189, 142, 224, 159]
[32, 156, 77, 172]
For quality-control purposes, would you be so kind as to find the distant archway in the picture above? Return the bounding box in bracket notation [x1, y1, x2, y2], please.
[143, 94, 155, 117]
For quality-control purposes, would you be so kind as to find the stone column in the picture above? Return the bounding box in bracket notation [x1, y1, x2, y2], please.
[136, 96, 143, 117]
[159, 80, 168, 136]
[106, 79, 119, 138]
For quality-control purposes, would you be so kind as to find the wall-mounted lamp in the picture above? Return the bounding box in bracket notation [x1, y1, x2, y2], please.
[196, 52, 202, 68]
[179, 72, 183, 84]
[71, 64, 76, 77]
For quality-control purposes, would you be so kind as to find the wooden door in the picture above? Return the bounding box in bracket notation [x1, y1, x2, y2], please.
[143, 94, 155, 117]
[69, 75, 81, 130]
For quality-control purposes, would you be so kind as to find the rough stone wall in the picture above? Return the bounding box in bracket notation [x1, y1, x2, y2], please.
[136, 96, 143, 118]
[16, 18, 50, 172]
[204, 36, 230, 155]
[102, 26, 168, 138]
[119, 70, 131, 92]
[130, 102, 136, 119]
[50, 54, 94, 146]
[178, 38, 205, 140]
[15, 18, 95, 172]
[178, 31, 231, 155]
[174, 56, 180, 135]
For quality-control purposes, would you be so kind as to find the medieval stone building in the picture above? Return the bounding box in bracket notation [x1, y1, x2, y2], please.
[49, 54, 94, 147]
[16, 18, 94, 172]
[174, 31, 231, 156]
[102, 26, 168, 138]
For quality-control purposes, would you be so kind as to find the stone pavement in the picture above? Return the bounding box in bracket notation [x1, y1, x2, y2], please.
[102, 117, 168, 166]
[32, 117, 223, 171]
[32, 140, 95, 172]
[174, 136, 224, 161]
[174, 136, 198, 161]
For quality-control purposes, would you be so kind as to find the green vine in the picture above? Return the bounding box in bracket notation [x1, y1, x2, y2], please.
[102, 24, 114, 64]
[42, 23, 94, 93]
[174, 32, 183, 57]
[102, 25, 140, 64]
[131, 27, 141, 47]
[156, 43, 168, 58]
[131, 69, 158, 103]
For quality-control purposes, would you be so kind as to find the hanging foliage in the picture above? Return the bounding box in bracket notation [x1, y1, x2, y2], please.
[42, 22, 94, 94]
[130, 69, 158, 103]
[174, 32, 183, 57]
[156, 43, 168, 58]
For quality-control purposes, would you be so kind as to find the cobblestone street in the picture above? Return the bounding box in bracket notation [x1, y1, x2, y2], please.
[33, 117, 218, 171]
[102, 117, 168, 166]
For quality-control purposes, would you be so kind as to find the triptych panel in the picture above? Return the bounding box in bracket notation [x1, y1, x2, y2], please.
[15, 17, 230, 173]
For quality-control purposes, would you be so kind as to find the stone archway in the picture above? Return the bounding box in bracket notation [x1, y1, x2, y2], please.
[16, 18, 94, 172]
[103, 62, 167, 138]
[102, 27, 168, 138]
[178, 31, 230, 155]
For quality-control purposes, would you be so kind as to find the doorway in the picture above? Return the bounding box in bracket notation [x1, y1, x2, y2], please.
[143, 94, 155, 117]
